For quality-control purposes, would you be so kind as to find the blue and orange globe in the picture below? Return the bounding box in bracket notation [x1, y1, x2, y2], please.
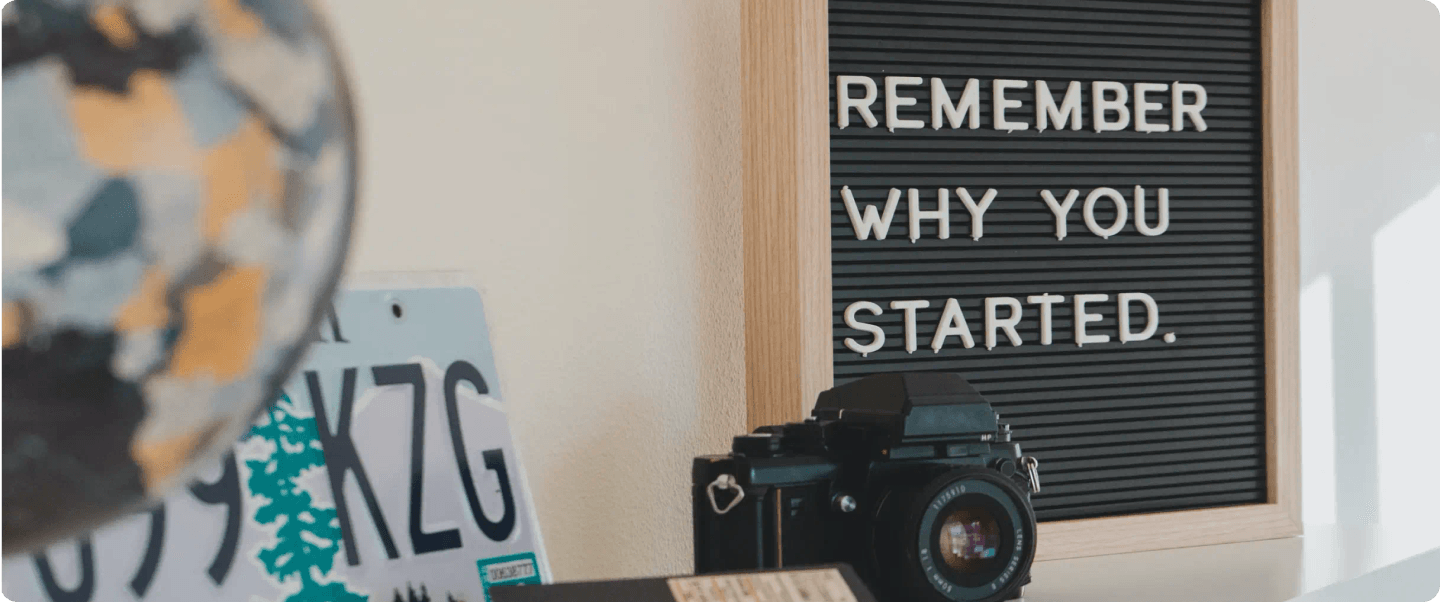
[2, 0, 357, 553]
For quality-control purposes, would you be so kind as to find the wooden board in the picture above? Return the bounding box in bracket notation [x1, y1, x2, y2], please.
[743, 0, 834, 430]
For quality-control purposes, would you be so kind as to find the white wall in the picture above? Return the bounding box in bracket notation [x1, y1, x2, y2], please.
[1298, 0, 1440, 529]
[324, 0, 1440, 581]
[323, 0, 743, 581]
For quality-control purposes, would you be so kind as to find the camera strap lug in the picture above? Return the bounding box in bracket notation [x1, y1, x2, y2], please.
[1020, 456, 1041, 494]
[707, 474, 746, 515]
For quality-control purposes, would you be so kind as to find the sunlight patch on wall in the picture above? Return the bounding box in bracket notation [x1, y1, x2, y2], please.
[1374, 183, 1440, 527]
[1301, 274, 1337, 526]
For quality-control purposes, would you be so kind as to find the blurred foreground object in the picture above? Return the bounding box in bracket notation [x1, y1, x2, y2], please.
[2, 0, 357, 554]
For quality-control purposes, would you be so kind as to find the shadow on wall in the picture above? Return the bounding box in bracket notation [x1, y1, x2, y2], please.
[1298, 0, 1440, 528]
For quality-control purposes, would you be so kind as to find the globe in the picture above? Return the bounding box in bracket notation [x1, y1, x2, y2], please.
[2, 0, 357, 554]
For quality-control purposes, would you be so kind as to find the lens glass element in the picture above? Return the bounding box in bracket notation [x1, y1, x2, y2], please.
[924, 490, 1019, 591]
[936, 506, 1002, 575]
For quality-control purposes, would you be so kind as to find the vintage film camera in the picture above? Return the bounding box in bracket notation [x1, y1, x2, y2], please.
[693, 373, 1040, 602]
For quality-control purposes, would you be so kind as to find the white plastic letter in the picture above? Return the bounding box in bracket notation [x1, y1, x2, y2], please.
[1027, 294, 1065, 346]
[993, 79, 1030, 132]
[1134, 83, 1171, 133]
[1073, 294, 1110, 347]
[1118, 292, 1160, 343]
[985, 297, 1024, 350]
[1040, 190, 1080, 241]
[1084, 187, 1128, 239]
[1092, 81, 1131, 133]
[1036, 80, 1083, 132]
[837, 75, 879, 129]
[930, 298, 976, 352]
[1173, 82, 1209, 132]
[844, 301, 885, 356]
[841, 186, 901, 241]
[908, 188, 950, 243]
[1134, 186, 1170, 236]
[885, 76, 925, 132]
[931, 77, 981, 130]
[890, 300, 931, 353]
[956, 188, 999, 241]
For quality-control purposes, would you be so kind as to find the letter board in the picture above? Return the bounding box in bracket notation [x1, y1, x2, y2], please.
[742, 0, 1299, 559]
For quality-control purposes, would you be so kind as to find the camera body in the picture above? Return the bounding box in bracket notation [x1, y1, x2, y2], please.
[693, 373, 1039, 602]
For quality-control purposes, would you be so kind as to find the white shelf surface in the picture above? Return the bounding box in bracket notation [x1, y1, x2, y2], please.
[1025, 525, 1440, 602]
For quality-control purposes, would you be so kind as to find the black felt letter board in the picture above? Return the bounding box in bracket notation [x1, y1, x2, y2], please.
[829, 0, 1266, 522]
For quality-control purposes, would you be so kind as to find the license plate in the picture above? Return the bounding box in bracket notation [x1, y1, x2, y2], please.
[3, 275, 549, 602]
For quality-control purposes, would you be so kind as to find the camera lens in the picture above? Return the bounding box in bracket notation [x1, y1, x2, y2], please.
[936, 504, 1002, 575]
[874, 468, 1036, 602]
[926, 491, 1018, 591]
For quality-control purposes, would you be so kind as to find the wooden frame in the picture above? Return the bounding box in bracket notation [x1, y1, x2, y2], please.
[742, 0, 1300, 560]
